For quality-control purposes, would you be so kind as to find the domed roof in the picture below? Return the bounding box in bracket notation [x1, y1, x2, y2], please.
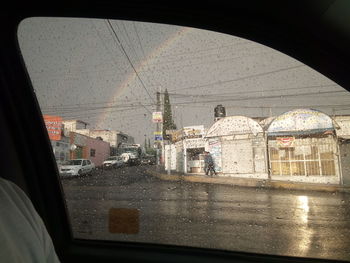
[205, 116, 263, 138]
[267, 108, 334, 134]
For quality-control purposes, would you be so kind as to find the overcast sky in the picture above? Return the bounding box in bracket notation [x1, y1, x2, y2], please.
[17, 17, 350, 144]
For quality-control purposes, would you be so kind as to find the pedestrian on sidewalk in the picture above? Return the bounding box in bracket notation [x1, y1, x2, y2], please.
[204, 151, 217, 176]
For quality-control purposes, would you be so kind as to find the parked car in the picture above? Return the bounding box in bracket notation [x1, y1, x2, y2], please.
[103, 156, 124, 169]
[59, 159, 95, 176]
[141, 154, 156, 165]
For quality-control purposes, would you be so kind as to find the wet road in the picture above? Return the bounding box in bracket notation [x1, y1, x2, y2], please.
[60, 166, 350, 261]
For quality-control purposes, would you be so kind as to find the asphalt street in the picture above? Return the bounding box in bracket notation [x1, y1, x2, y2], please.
[60, 165, 350, 261]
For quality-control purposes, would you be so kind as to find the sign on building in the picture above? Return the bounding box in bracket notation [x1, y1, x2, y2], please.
[276, 137, 295, 147]
[183, 125, 205, 139]
[154, 131, 163, 141]
[152, 112, 163, 123]
[43, 115, 62, 141]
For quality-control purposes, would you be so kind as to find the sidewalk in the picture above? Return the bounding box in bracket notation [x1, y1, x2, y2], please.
[148, 167, 350, 193]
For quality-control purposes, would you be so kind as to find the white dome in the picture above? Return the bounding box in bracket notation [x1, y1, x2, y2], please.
[205, 116, 263, 137]
[267, 108, 334, 134]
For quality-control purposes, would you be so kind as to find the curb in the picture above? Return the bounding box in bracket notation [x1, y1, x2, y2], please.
[148, 170, 350, 193]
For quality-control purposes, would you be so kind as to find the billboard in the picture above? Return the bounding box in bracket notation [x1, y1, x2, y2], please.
[152, 112, 163, 123]
[43, 115, 62, 141]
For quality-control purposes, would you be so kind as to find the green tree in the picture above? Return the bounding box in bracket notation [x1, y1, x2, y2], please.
[162, 89, 177, 139]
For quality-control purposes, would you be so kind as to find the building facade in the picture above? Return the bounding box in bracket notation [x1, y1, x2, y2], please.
[69, 132, 110, 167]
[266, 109, 340, 184]
[205, 116, 268, 179]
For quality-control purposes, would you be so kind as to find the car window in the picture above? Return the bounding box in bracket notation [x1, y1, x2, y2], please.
[82, 160, 87, 166]
[65, 160, 82, 165]
[17, 17, 350, 261]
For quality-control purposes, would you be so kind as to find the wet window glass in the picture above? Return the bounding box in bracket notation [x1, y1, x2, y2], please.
[18, 17, 350, 261]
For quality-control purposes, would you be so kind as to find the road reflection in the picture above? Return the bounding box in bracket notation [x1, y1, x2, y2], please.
[61, 169, 350, 261]
[296, 196, 313, 256]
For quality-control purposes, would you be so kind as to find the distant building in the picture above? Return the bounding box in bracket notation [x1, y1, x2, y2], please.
[85, 130, 134, 147]
[69, 132, 110, 166]
[43, 115, 70, 165]
[62, 120, 89, 133]
[62, 120, 134, 155]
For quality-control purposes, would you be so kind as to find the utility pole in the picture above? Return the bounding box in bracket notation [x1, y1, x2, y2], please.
[160, 87, 165, 166]
[156, 89, 161, 165]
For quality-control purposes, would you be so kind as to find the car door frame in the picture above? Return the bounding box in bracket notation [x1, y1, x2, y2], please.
[2, 2, 350, 263]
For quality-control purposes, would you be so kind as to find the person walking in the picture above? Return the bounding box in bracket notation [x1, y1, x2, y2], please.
[204, 151, 217, 176]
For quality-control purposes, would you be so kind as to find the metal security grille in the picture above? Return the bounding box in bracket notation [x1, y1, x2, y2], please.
[268, 136, 337, 176]
[221, 139, 253, 174]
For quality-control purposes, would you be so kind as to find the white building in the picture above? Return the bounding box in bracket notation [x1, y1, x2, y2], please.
[62, 120, 134, 155]
[165, 125, 207, 173]
[266, 108, 340, 184]
[205, 116, 267, 179]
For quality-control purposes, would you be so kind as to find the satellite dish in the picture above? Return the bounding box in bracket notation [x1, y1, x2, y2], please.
[70, 144, 77, 151]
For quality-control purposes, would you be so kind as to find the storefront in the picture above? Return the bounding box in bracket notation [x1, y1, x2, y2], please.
[267, 109, 340, 184]
[165, 125, 207, 174]
[205, 116, 267, 178]
[184, 138, 206, 173]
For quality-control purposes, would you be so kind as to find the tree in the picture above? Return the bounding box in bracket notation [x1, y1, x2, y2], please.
[162, 89, 177, 139]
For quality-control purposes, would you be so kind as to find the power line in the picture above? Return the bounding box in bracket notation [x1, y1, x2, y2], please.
[106, 19, 155, 106]
[168, 90, 348, 105]
[143, 45, 268, 68]
[101, 20, 153, 115]
[163, 84, 341, 99]
[121, 21, 142, 62]
[42, 84, 342, 110]
[133, 21, 146, 58]
[151, 40, 253, 60]
[138, 50, 275, 74]
[43, 90, 350, 118]
[171, 64, 306, 92]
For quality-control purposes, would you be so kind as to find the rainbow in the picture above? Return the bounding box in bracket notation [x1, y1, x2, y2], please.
[96, 26, 191, 128]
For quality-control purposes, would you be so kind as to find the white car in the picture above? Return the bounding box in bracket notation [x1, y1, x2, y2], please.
[59, 159, 95, 176]
[103, 156, 124, 169]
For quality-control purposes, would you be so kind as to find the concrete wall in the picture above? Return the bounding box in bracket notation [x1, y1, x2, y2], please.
[89, 130, 117, 147]
[335, 116, 350, 139]
[340, 141, 350, 186]
[220, 133, 268, 179]
[83, 130, 133, 147]
[86, 137, 110, 166]
[165, 144, 176, 171]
